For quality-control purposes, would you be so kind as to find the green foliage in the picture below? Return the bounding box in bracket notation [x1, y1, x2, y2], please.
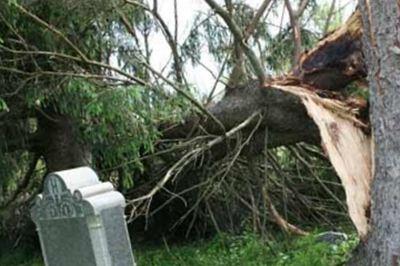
[0, 232, 359, 266]
[136, 232, 359, 266]
[31, 77, 191, 187]
[0, 0, 189, 191]
[182, 0, 275, 70]
[265, 26, 319, 73]
[312, 2, 344, 35]
[0, 98, 8, 112]
[182, 0, 326, 75]
[181, 27, 201, 66]
[343, 82, 369, 99]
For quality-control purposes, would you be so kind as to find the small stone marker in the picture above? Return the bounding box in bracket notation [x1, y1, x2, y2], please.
[31, 167, 135, 266]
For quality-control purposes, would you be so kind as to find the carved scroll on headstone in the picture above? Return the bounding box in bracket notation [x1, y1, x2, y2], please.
[31, 167, 135, 266]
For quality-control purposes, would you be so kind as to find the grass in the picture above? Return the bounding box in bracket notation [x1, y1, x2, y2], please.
[0, 232, 358, 266]
[0, 248, 43, 266]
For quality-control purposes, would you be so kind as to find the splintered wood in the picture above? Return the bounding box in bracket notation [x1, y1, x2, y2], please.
[265, 10, 371, 237]
[302, 96, 372, 238]
[268, 83, 372, 238]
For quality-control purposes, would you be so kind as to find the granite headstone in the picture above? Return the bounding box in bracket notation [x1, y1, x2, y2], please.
[31, 167, 135, 266]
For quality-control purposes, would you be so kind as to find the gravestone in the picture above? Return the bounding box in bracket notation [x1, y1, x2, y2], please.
[31, 167, 135, 266]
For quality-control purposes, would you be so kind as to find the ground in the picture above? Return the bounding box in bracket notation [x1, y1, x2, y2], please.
[0, 231, 358, 266]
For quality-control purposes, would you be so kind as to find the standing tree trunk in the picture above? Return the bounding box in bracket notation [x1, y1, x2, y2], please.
[351, 1, 400, 265]
[37, 110, 91, 172]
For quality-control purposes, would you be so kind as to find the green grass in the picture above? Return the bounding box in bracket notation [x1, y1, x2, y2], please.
[0, 232, 358, 266]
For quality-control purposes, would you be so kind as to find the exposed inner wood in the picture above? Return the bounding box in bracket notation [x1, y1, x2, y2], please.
[301, 96, 372, 238]
[266, 11, 372, 237]
[163, 10, 372, 237]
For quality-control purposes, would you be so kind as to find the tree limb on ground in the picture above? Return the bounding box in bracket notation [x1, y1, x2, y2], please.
[163, 10, 372, 238]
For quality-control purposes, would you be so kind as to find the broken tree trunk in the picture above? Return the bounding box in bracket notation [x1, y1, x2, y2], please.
[293, 9, 365, 91]
[268, 10, 372, 238]
[162, 10, 372, 238]
[268, 83, 372, 237]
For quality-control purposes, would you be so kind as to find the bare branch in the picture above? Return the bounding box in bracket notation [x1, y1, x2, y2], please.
[284, 0, 302, 66]
[174, 0, 178, 44]
[263, 186, 309, 236]
[206, 55, 229, 104]
[296, 0, 310, 17]
[323, 0, 336, 35]
[128, 110, 262, 204]
[152, 0, 158, 12]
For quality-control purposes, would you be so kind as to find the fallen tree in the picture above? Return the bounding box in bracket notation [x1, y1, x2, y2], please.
[0, 1, 374, 245]
[155, 9, 372, 238]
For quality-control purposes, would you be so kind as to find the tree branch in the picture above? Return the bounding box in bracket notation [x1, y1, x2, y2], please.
[244, 0, 273, 40]
[125, 0, 184, 84]
[284, 0, 302, 66]
[296, 0, 310, 17]
[129, 110, 261, 204]
[204, 0, 266, 83]
[323, 0, 336, 35]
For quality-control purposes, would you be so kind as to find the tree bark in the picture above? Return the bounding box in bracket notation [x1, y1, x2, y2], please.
[161, 11, 374, 238]
[37, 110, 91, 172]
[350, 1, 400, 265]
[164, 10, 366, 152]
